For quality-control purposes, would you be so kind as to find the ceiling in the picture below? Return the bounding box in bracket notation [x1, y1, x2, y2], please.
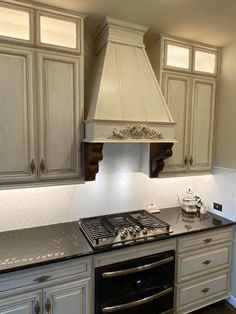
[32, 0, 236, 47]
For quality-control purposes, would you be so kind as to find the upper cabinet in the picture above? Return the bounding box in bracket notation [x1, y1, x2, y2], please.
[0, 1, 84, 187]
[163, 38, 218, 76]
[0, 46, 35, 184]
[37, 51, 82, 181]
[147, 35, 219, 175]
[36, 11, 82, 53]
[0, 3, 33, 43]
[164, 40, 192, 72]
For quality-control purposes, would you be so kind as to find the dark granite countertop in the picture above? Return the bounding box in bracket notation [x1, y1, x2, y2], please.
[155, 207, 235, 237]
[0, 207, 235, 274]
[0, 222, 93, 274]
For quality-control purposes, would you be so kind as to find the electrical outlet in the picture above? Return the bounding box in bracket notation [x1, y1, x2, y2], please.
[213, 202, 223, 211]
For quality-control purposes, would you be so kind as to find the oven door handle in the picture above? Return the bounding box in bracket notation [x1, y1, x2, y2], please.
[101, 286, 173, 313]
[102, 256, 174, 278]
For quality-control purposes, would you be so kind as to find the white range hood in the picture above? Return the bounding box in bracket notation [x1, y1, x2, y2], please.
[84, 17, 176, 143]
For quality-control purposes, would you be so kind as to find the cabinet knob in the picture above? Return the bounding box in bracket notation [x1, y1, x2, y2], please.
[35, 301, 40, 314]
[30, 159, 36, 174]
[184, 156, 188, 166]
[45, 298, 51, 313]
[40, 159, 46, 174]
[202, 260, 211, 265]
[201, 287, 210, 294]
[189, 156, 193, 165]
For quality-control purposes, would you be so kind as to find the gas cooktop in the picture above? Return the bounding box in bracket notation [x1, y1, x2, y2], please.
[79, 210, 171, 249]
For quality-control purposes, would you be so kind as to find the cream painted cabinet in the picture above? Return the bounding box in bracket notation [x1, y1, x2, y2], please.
[0, 1, 84, 186]
[147, 35, 219, 175]
[162, 72, 190, 173]
[0, 258, 92, 314]
[189, 78, 216, 171]
[0, 291, 41, 314]
[0, 46, 35, 184]
[162, 72, 216, 172]
[37, 52, 81, 181]
[0, 48, 82, 185]
[43, 279, 90, 314]
[175, 227, 233, 313]
[162, 72, 216, 173]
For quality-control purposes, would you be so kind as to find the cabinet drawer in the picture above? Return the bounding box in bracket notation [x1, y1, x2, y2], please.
[0, 257, 92, 294]
[178, 227, 233, 252]
[176, 270, 231, 312]
[177, 244, 232, 282]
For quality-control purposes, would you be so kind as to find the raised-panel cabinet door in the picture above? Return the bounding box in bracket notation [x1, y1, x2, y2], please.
[162, 72, 190, 172]
[37, 52, 82, 181]
[43, 279, 91, 314]
[0, 291, 41, 314]
[189, 78, 216, 171]
[0, 46, 35, 184]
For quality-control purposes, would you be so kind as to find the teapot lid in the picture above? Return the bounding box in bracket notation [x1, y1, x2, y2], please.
[183, 189, 195, 201]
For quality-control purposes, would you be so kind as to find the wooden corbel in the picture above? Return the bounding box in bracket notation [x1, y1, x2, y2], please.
[149, 143, 173, 178]
[84, 143, 104, 181]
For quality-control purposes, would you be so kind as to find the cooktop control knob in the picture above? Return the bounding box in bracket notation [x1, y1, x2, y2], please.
[135, 226, 141, 233]
[143, 228, 148, 234]
[120, 232, 127, 239]
[128, 227, 134, 234]
[122, 228, 128, 235]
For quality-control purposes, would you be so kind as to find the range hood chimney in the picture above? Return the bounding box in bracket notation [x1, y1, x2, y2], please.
[84, 17, 176, 180]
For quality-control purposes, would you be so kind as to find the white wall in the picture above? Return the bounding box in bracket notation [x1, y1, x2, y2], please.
[214, 41, 236, 300]
[214, 42, 236, 168]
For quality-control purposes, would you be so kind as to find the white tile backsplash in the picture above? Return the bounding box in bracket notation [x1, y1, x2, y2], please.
[0, 145, 235, 231]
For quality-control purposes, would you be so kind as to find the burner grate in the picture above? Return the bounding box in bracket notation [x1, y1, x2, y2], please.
[81, 219, 117, 240]
[130, 212, 170, 229]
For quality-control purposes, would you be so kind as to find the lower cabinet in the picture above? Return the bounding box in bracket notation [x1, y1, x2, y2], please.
[0, 291, 41, 314]
[0, 228, 233, 314]
[0, 258, 92, 314]
[43, 279, 91, 314]
[176, 270, 231, 313]
[175, 227, 233, 313]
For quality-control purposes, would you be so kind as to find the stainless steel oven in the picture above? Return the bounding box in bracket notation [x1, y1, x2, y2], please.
[95, 250, 175, 314]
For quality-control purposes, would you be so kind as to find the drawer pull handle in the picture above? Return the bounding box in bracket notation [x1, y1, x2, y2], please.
[201, 288, 210, 293]
[202, 260, 211, 265]
[203, 238, 213, 243]
[33, 275, 52, 283]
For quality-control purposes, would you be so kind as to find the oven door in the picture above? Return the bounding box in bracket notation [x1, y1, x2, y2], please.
[95, 250, 175, 314]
